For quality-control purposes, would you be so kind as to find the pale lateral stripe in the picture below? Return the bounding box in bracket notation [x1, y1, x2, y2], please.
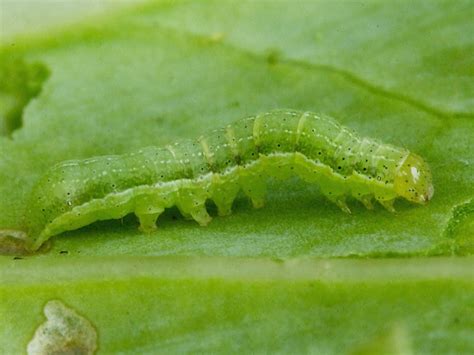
[252, 114, 263, 146]
[295, 111, 309, 146]
[198, 136, 214, 167]
[165, 145, 177, 159]
[225, 125, 239, 158]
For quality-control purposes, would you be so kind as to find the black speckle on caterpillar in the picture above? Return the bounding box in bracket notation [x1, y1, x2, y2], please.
[4, 110, 434, 251]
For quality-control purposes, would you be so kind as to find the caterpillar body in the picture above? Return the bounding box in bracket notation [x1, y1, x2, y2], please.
[9, 110, 434, 251]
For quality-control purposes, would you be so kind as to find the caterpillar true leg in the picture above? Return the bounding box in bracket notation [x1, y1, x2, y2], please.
[355, 195, 374, 210]
[379, 199, 396, 213]
[330, 196, 352, 214]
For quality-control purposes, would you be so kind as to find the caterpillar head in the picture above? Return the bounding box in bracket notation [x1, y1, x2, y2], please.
[394, 153, 434, 204]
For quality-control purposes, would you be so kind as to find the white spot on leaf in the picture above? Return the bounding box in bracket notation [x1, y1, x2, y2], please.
[27, 300, 97, 355]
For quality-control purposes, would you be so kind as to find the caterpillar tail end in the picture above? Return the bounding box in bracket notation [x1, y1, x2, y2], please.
[0, 229, 41, 254]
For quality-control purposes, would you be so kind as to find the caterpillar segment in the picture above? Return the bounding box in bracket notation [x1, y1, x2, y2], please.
[12, 110, 432, 250]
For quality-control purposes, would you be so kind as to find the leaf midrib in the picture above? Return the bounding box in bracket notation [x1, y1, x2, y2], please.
[2, 256, 473, 284]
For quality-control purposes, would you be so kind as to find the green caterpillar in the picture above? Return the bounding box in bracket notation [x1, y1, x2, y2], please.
[4, 110, 434, 251]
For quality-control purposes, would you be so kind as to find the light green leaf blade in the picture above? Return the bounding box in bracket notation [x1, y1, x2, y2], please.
[2, 257, 474, 354]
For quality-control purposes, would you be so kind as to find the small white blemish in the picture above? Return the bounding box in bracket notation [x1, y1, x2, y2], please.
[27, 300, 97, 355]
[410, 166, 420, 183]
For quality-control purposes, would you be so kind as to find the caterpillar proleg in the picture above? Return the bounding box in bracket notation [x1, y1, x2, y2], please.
[7, 110, 434, 250]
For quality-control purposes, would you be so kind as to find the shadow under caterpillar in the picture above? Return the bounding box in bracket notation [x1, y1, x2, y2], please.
[3, 110, 434, 251]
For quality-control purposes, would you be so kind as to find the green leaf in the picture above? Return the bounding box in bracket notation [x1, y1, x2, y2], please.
[2, 257, 474, 354]
[0, 0, 473, 353]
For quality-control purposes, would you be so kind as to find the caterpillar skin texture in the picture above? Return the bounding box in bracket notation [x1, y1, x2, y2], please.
[22, 110, 433, 250]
